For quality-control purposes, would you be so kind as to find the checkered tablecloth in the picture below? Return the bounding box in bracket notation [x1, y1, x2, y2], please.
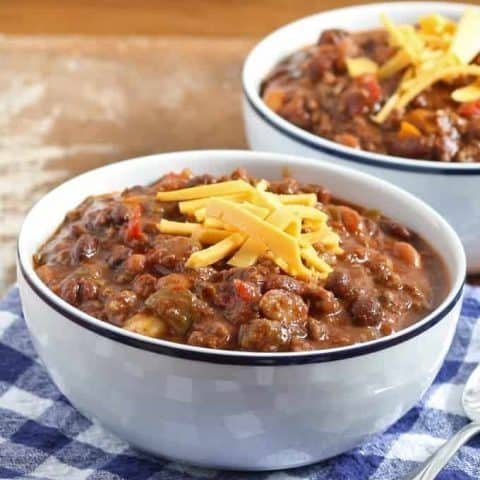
[0, 286, 479, 480]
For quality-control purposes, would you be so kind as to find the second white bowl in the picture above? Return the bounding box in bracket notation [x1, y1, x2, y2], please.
[242, 1, 480, 273]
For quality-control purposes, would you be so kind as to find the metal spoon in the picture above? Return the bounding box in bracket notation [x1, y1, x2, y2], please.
[405, 364, 480, 479]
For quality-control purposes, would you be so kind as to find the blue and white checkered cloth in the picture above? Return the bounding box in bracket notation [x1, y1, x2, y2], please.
[0, 285, 479, 480]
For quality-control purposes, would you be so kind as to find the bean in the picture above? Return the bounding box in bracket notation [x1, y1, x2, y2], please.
[107, 245, 132, 268]
[59, 276, 98, 305]
[379, 218, 411, 240]
[79, 278, 99, 301]
[393, 242, 421, 268]
[59, 277, 81, 305]
[110, 203, 130, 224]
[350, 297, 384, 326]
[72, 234, 99, 263]
[340, 206, 362, 234]
[325, 270, 355, 300]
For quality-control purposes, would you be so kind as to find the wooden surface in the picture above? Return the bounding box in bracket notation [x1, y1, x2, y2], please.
[1, 0, 469, 36]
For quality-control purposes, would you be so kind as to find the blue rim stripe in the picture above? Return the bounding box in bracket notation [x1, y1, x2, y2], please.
[18, 249, 464, 366]
[243, 87, 480, 176]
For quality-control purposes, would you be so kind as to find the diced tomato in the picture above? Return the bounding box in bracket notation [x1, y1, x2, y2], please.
[233, 279, 256, 302]
[458, 100, 480, 117]
[358, 74, 382, 104]
[126, 204, 142, 240]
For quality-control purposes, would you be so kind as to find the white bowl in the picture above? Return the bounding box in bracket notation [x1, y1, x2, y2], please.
[17, 150, 465, 470]
[242, 1, 480, 274]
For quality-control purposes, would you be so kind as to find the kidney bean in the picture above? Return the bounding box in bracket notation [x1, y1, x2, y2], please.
[340, 206, 362, 234]
[72, 234, 99, 263]
[59, 276, 98, 305]
[79, 277, 99, 301]
[59, 277, 81, 305]
[110, 203, 130, 224]
[325, 270, 355, 300]
[107, 245, 132, 268]
[379, 217, 412, 240]
[350, 296, 383, 326]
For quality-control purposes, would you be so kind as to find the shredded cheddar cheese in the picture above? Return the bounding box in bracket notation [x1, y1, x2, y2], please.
[156, 180, 252, 201]
[378, 50, 411, 79]
[346, 57, 379, 77]
[365, 9, 480, 122]
[185, 233, 245, 269]
[450, 9, 480, 64]
[452, 79, 480, 102]
[157, 220, 198, 236]
[228, 237, 266, 268]
[156, 179, 342, 279]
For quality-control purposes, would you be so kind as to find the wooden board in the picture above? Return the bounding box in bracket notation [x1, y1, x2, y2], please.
[0, 0, 469, 36]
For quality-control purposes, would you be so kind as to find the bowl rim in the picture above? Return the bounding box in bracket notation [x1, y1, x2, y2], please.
[17, 150, 466, 366]
[242, 1, 480, 176]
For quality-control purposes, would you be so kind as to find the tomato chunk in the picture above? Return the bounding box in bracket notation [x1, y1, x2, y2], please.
[458, 100, 480, 117]
[358, 74, 382, 105]
[126, 204, 142, 240]
[233, 279, 257, 302]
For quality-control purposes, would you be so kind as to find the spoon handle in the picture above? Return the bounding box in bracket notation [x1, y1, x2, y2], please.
[405, 421, 480, 480]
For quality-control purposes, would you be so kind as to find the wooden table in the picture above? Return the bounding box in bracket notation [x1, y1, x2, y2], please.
[5, 1, 469, 37]
[0, 0, 476, 292]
